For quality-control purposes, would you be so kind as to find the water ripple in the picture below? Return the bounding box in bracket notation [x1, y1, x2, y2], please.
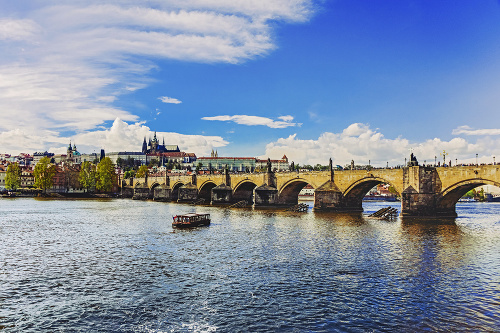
[1, 199, 500, 332]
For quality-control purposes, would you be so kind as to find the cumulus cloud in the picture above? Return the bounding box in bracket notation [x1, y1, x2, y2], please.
[261, 123, 499, 167]
[0, 118, 228, 157]
[202, 114, 300, 128]
[159, 96, 182, 104]
[452, 125, 500, 136]
[0, 0, 314, 149]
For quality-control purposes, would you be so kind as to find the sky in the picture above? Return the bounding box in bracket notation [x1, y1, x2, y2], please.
[1, 0, 500, 167]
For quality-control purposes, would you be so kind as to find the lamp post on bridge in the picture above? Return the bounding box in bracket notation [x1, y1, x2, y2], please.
[434, 156, 437, 166]
[441, 150, 448, 167]
[455, 158, 457, 166]
[494, 156, 496, 165]
[476, 153, 478, 166]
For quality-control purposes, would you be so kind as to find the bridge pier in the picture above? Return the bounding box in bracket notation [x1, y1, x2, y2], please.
[211, 184, 233, 204]
[177, 183, 198, 202]
[254, 184, 279, 206]
[121, 186, 134, 198]
[133, 185, 150, 200]
[314, 181, 344, 211]
[401, 166, 445, 216]
[153, 185, 171, 201]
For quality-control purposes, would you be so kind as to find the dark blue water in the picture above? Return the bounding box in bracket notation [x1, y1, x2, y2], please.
[1, 198, 499, 332]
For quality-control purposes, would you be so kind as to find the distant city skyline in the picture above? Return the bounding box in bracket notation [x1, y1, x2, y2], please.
[1, 1, 500, 166]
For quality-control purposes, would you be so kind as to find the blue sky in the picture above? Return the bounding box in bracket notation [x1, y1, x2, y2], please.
[1, 0, 500, 166]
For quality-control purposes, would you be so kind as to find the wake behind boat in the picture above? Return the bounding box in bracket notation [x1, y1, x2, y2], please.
[172, 213, 211, 228]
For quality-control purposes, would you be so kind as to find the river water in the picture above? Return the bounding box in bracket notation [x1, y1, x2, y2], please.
[1, 198, 499, 332]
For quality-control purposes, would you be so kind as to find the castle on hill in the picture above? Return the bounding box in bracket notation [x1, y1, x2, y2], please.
[142, 132, 180, 154]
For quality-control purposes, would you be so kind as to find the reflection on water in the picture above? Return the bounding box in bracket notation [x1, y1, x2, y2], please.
[1, 198, 499, 332]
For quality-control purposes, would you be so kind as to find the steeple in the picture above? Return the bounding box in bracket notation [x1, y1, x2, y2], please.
[142, 137, 147, 153]
[163, 137, 165, 146]
[67, 141, 73, 160]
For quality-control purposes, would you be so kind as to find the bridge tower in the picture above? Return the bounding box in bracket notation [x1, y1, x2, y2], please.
[401, 166, 439, 216]
[254, 158, 279, 206]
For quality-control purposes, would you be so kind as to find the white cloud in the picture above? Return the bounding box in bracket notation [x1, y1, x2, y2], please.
[0, 118, 229, 157]
[0, 18, 41, 41]
[452, 125, 500, 136]
[0, 1, 313, 150]
[202, 114, 300, 128]
[76, 118, 229, 156]
[159, 96, 182, 104]
[260, 123, 500, 166]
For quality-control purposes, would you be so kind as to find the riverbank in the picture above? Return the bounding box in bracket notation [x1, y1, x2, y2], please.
[0, 192, 117, 199]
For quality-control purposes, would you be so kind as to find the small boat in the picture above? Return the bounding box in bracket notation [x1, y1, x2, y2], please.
[172, 213, 210, 228]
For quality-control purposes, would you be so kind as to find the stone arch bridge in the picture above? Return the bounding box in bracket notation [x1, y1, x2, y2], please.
[122, 165, 500, 217]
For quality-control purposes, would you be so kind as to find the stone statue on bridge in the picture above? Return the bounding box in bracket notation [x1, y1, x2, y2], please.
[408, 153, 419, 167]
[329, 158, 334, 181]
[267, 158, 272, 173]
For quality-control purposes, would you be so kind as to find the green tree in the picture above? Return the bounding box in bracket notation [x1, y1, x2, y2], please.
[33, 157, 56, 193]
[79, 161, 96, 193]
[124, 170, 135, 179]
[96, 157, 115, 192]
[5, 163, 21, 190]
[464, 189, 476, 198]
[388, 186, 399, 198]
[314, 164, 327, 171]
[148, 158, 159, 167]
[195, 162, 203, 173]
[136, 165, 149, 178]
[116, 157, 124, 168]
[477, 188, 485, 201]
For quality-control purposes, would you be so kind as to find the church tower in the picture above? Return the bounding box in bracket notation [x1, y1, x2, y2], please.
[151, 131, 159, 153]
[67, 141, 73, 163]
[142, 137, 148, 153]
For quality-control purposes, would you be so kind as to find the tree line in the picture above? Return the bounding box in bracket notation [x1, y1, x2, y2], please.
[4, 156, 116, 193]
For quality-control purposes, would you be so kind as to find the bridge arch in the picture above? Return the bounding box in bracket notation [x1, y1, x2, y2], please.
[438, 179, 500, 213]
[198, 181, 218, 202]
[343, 177, 401, 211]
[134, 181, 147, 188]
[278, 178, 315, 205]
[171, 181, 185, 201]
[233, 180, 258, 203]
[149, 182, 161, 190]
